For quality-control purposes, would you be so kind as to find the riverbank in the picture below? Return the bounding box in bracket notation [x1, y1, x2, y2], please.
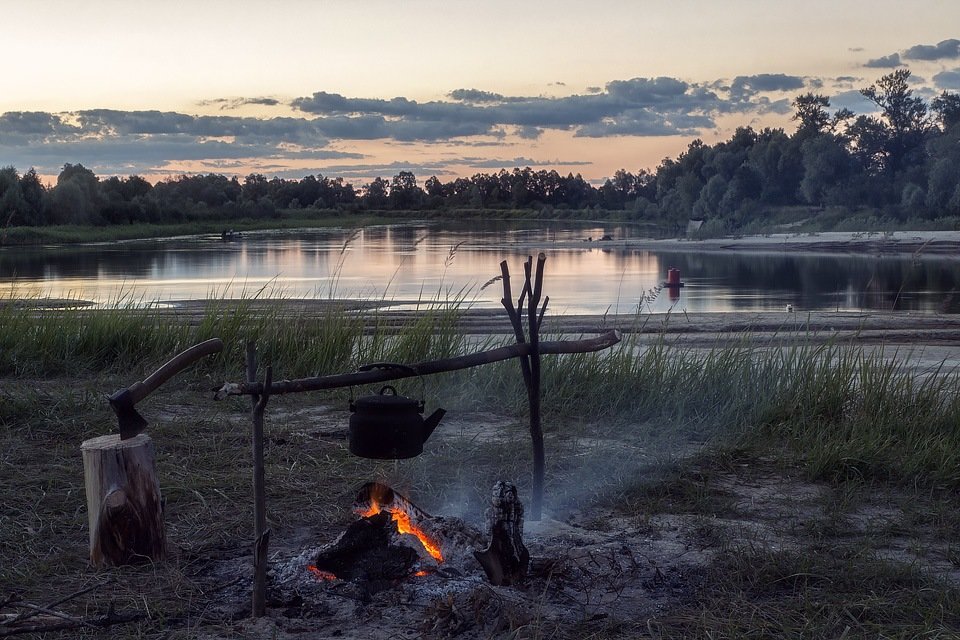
[131, 306, 960, 373]
[151, 303, 960, 343]
[0, 214, 406, 245]
[513, 229, 960, 257]
[7, 217, 960, 257]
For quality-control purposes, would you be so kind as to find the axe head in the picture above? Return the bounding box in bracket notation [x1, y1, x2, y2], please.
[109, 388, 149, 440]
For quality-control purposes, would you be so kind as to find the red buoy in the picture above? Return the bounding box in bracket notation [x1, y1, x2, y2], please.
[666, 268, 682, 287]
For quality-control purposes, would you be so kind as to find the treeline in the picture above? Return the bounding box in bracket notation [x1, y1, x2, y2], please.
[0, 162, 629, 227]
[651, 70, 960, 233]
[1, 70, 959, 231]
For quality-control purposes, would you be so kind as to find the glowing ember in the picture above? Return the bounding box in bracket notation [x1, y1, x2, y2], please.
[413, 570, 430, 577]
[356, 496, 445, 563]
[307, 565, 337, 581]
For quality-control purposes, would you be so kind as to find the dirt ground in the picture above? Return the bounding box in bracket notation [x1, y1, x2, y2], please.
[183, 404, 960, 638]
[5, 381, 957, 638]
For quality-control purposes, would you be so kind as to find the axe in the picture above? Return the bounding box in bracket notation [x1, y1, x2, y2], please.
[109, 338, 224, 439]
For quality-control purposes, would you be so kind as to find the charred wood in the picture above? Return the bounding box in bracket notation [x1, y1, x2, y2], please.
[474, 482, 529, 586]
[312, 512, 419, 587]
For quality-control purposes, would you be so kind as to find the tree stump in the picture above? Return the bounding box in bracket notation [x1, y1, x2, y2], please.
[81, 433, 165, 567]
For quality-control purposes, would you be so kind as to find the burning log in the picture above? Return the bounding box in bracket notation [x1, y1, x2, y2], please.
[354, 482, 447, 563]
[311, 512, 419, 586]
[80, 434, 165, 567]
[474, 482, 529, 586]
[307, 484, 446, 590]
[304, 482, 485, 593]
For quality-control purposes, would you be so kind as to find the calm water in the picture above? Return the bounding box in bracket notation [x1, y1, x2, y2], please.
[3, 222, 960, 314]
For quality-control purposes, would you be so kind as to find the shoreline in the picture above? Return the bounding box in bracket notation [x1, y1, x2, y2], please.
[14, 298, 960, 344]
[509, 230, 960, 257]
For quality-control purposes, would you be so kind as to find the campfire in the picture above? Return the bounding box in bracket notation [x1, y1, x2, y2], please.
[353, 483, 445, 563]
[201, 474, 692, 638]
[297, 481, 528, 593]
[250, 478, 685, 638]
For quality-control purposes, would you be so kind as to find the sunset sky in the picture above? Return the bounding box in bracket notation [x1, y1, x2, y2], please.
[2, 0, 959, 185]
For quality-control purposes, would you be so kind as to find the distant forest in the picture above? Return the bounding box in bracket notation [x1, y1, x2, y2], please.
[2, 70, 959, 233]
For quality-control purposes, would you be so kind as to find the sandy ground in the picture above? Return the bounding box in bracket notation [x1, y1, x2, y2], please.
[158, 305, 960, 371]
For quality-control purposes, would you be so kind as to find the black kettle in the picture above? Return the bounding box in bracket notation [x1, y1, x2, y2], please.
[348, 363, 446, 459]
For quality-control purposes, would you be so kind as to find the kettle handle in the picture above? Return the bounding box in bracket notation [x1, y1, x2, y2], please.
[357, 362, 425, 402]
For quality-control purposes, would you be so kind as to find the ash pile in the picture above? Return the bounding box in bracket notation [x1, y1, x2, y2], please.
[213, 482, 696, 638]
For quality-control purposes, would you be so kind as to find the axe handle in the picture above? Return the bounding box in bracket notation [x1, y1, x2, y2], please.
[127, 338, 224, 404]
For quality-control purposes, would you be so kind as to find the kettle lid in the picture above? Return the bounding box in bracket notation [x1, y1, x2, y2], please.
[352, 385, 421, 410]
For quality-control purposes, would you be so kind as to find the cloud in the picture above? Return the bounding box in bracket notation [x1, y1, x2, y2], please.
[269, 160, 452, 181]
[1, 138, 364, 176]
[575, 110, 714, 138]
[460, 156, 592, 169]
[291, 74, 796, 141]
[729, 74, 805, 99]
[72, 109, 336, 145]
[0, 111, 81, 145]
[606, 76, 691, 102]
[448, 89, 507, 103]
[0, 70, 860, 176]
[267, 156, 594, 181]
[865, 53, 903, 68]
[864, 39, 960, 69]
[197, 97, 281, 110]
[515, 126, 543, 139]
[903, 38, 960, 61]
[0, 108, 366, 175]
[934, 68, 960, 89]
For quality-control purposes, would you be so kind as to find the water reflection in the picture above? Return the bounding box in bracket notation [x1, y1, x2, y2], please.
[1, 223, 958, 314]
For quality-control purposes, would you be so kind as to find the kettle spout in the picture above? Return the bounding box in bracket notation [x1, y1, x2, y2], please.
[422, 408, 446, 442]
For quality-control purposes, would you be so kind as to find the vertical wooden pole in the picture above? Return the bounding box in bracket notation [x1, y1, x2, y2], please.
[246, 342, 270, 617]
[526, 254, 546, 521]
[500, 260, 533, 389]
[500, 255, 548, 521]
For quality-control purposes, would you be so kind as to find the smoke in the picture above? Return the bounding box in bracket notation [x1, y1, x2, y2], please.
[391, 407, 723, 524]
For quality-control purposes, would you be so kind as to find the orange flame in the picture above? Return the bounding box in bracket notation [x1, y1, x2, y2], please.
[357, 497, 445, 563]
[414, 570, 430, 577]
[306, 565, 337, 581]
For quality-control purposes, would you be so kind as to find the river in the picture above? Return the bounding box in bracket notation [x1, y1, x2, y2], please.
[2, 222, 959, 314]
